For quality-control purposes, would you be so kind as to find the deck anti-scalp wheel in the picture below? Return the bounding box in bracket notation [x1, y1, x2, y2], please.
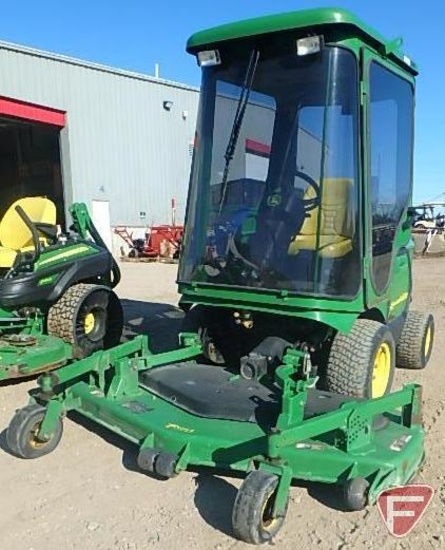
[232, 470, 289, 544]
[342, 477, 369, 511]
[6, 404, 63, 459]
[137, 449, 178, 478]
[154, 452, 178, 479]
[324, 318, 395, 399]
[47, 283, 123, 358]
[396, 310, 434, 369]
[137, 448, 159, 473]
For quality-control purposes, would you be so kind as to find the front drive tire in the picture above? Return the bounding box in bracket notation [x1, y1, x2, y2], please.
[6, 404, 63, 459]
[47, 283, 123, 359]
[397, 310, 434, 369]
[324, 318, 395, 399]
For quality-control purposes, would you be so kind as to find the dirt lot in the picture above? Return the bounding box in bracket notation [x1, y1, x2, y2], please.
[0, 260, 444, 550]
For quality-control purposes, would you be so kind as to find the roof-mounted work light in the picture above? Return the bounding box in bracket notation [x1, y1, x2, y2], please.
[197, 50, 221, 67]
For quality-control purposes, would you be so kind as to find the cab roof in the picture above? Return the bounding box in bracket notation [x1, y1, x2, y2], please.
[187, 7, 417, 75]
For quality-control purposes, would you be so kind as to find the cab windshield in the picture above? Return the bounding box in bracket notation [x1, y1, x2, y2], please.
[179, 45, 360, 297]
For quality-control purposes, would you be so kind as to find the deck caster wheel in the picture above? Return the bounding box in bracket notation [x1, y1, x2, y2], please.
[154, 452, 178, 479]
[137, 448, 159, 473]
[6, 404, 63, 459]
[342, 477, 369, 511]
[232, 471, 289, 544]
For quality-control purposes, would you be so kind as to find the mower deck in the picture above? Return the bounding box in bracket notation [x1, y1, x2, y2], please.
[65, 365, 424, 486]
[6, 334, 426, 544]
[0, 334, 71, 380]
[14, 335, 423, 504]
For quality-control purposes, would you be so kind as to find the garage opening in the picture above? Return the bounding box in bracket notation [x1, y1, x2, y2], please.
[0, 98, 66, 227]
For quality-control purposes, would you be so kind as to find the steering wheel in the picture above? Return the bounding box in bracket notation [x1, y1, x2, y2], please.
[294, 170, 320, 212]
[203, 172, 321, 279]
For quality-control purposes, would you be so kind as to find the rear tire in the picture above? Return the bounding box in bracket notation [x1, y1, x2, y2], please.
[324, 319, 395, 399]
[397, 310, 434, 369]
[47, 283, 123, 358]
[6, 404, 63, 459]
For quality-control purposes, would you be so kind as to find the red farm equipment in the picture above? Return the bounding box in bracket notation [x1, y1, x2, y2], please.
[114, 224, 183, 261]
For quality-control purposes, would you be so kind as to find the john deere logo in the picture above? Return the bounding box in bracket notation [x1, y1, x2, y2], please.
[267, 194, 282, 207]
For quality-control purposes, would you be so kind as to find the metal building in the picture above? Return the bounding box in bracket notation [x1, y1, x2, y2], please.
[0, 40, 199, 248]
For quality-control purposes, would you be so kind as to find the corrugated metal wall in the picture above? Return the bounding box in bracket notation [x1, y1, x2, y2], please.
[0, 42, 199, 226]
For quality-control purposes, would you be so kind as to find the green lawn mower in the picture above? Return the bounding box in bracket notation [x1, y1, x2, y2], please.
[6, 8, 431, 545]
[0, 196, 123, 381]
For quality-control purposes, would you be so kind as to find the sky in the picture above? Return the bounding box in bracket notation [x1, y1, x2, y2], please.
[1, 0, 444, 203]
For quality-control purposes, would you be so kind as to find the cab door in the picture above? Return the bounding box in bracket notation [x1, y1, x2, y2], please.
[363, 50, 415, 319]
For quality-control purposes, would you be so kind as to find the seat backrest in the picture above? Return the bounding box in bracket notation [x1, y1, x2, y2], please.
[0, 197, 57, 250]
[299, 178, 353, 237]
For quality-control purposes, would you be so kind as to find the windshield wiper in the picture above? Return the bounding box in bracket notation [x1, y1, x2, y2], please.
[218, 49, 260, 213]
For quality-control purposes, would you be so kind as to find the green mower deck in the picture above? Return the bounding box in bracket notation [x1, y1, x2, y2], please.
[0, 334, 72, 381]
[7, 334, 425, 544]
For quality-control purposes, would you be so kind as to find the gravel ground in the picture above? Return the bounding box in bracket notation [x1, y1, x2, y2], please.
[0, 259, 444, 550]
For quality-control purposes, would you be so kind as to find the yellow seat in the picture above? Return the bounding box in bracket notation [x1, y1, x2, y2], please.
[288, 178, 354, 258]
[0, 197, 57, 268]
[0, 247, 18, 268]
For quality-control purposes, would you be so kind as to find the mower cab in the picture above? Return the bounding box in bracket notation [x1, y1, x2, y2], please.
[178, 7, 434, 399]
[0, 196, 122, 380]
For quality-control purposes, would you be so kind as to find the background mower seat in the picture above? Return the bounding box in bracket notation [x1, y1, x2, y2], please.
[288, 178, 354, 258]
[0, 197, 57, 268]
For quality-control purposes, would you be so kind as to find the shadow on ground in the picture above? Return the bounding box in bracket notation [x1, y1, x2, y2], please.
[68, 411, 168, 481]
[193, 473, 238, 537]
[121, 299, 184, 352]
[0, 376, 37, 388]
[301, 480, 346, 512]
[191, 473, 346, 535]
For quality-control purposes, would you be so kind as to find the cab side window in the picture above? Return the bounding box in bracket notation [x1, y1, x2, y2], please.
[369, 62, 413, 293]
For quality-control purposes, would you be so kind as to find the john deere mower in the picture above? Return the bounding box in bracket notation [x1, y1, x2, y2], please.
[6, 8, 430, 545]
[0, 196, 122, 380]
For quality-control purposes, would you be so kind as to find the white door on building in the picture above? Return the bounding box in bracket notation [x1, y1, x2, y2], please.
[92, 200, 112, 251]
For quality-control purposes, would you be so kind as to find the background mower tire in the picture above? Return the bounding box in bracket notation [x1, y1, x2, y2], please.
[47, 283, 123, 359]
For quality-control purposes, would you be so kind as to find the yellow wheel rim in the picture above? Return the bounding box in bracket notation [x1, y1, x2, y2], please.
[424, 326, 432, 360]
[28, 421, 49, 450]
[260, 489, 278, 531]
[84, 312, 95, 335]
[372, 342, 391, 398]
